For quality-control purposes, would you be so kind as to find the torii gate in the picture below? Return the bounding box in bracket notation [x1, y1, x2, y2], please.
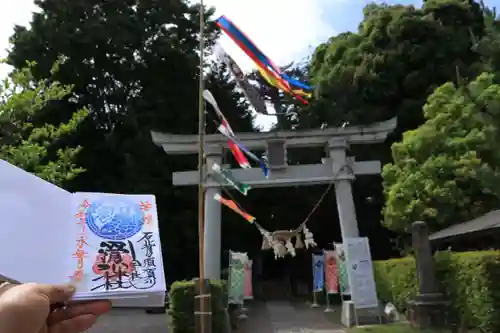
[151, 117, 397, 279]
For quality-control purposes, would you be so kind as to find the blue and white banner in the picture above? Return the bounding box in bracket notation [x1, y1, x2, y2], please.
[312, 254, 324, 292]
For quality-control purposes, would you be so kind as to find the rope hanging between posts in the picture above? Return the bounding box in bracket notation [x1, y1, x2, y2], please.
[216, 163, 352, 259]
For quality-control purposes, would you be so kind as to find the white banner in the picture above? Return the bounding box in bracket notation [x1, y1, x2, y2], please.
[344, 237, 378, 309]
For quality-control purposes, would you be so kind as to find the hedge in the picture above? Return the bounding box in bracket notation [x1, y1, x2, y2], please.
[169, 279, 228, 333]
[373, 251, 500, 333]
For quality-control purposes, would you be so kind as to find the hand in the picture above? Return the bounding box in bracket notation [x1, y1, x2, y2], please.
[0, 282, 111, 333]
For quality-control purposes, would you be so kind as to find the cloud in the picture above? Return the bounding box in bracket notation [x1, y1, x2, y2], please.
[204, 0, 336, 72]
[0, 0, 37, 77]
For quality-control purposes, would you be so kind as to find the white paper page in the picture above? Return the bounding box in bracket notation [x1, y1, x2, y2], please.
[74, 292, 150, 301]
[112, 291, 166, 307]
[0, 160, 73, 284]
[70, 192, 166, 296]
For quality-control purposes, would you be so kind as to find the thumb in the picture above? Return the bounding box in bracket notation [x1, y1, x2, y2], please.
[35, 284, 76, 304]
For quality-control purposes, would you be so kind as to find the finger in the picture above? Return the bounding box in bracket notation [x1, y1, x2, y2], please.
[35, 284, 76, 304]
[49, 314, 97, 333]
[47, 300, 111, 325]
[0, 282, 16, 296]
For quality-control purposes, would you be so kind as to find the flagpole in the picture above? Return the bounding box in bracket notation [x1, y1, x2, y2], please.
[197, 0, 206, 287]
[196, 1, 210, 333]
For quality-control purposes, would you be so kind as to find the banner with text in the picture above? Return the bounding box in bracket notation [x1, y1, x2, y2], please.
[324, 250, 339, 294]
[312, 254, 324, 292]
[334, 243, 351, 295]
[345, 237, 379, 309]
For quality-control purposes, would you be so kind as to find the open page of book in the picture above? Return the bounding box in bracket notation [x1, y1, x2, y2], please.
[70, 192, 166, 299]
[0, 160, 74, 284]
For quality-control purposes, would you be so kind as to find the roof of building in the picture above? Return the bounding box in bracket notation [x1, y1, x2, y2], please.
[429, 209, 500, 241]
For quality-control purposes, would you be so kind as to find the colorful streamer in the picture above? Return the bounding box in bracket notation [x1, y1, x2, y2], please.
[281, 73, 312, 91]
[203, 90, 251, 169]
[214, 193, 256, 223]
[215, 44, 268, 115]
[212, 163, 251, 195]
[220, 119, 252, 169]
[312, 254, 325, 292]
[206, 91, 268, 177]
[257, 65, 312, 98]
[216, 15, 312, 104]
[219, 131, 269, 178]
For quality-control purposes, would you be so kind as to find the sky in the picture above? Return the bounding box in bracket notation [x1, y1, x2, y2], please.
[1, 0, 500, 129]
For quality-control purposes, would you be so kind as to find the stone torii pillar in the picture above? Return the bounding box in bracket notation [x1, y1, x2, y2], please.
[203, 146, 223, 279]
[151, 117, 397, 280]
[329, 138, 359, 239]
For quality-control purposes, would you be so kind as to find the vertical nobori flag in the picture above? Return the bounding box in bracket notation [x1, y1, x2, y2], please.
[244, 259, 253, 300]
[213, 193, 256, 223]
[212, 163, 251, 195]
[215, 44, 268, 115]
[312, 254, 325, 292]
[324, 250, 339, 294]
[228, 251, 247, 305]
[334, 243, 351, 295]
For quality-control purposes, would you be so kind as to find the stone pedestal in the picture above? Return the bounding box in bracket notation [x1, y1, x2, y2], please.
[408, 293, 450, 329]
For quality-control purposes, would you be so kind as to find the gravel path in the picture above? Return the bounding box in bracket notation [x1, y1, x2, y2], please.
[86, 309, 169, 333]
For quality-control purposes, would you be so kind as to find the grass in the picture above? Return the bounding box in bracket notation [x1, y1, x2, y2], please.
[348, 323, 481, 333]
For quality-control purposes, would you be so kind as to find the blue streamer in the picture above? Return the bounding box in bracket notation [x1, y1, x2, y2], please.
[281, 73, 313, 91]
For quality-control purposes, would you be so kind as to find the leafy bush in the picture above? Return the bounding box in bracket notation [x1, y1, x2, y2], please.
[169, 279, 228, 333]
[373, 251, 500, 333]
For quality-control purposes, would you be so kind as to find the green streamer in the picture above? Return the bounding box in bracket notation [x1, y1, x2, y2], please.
[212, 163, 251, 195]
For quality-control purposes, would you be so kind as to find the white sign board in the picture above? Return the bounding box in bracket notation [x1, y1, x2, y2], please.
[344, 237, 379, 309]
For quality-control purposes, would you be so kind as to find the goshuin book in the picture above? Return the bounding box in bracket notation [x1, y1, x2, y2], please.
[0, 159, 166, 306]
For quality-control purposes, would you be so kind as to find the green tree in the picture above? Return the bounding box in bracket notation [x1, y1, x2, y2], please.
[0, 60, 87, 185]
[383, 72, 500, 233]
[297, 0, 491, 252]
[7, 0, 255, 282]
[307, 0, 485, 133]
[472, 1, 500, 73]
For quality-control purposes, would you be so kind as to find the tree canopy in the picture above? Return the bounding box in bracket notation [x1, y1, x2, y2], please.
[383, 72, 500, 233]
[0, 60, 87, 185]
[306, 0, 485, 134]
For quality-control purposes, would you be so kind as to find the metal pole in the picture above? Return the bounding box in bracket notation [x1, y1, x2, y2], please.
[324, 292, 334, 312]
[197, 1, 207, 333]
[311, 290, 319, 308]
